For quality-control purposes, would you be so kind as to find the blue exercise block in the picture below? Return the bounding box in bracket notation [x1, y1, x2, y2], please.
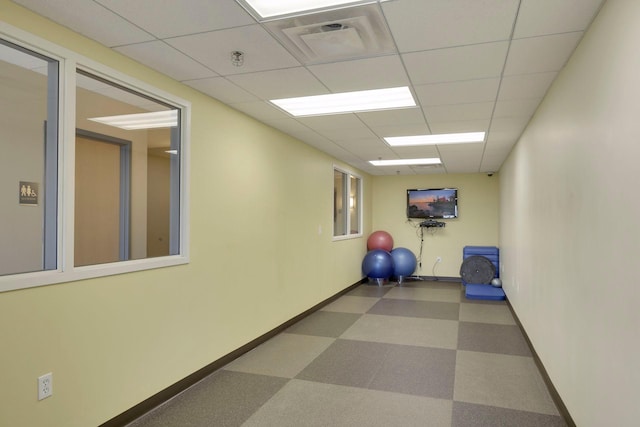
[465, 284, 506, 301]
[462, 246, 500, 286]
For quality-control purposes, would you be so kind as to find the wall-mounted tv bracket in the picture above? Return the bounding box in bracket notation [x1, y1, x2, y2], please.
[420, 220, 445, 228]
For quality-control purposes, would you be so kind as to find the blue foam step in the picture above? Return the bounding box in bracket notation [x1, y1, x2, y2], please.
[465, 284, 506, 301]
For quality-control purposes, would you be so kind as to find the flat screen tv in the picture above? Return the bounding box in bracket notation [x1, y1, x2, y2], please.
[406, 188, 458, 219]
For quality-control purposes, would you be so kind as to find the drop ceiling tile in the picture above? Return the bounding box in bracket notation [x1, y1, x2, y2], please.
[504, 32, 584, 75]
[494, 98, 541, 119]
[294, 133, 339, 152]
[414, 78, 500, 107]
[314, 140, 365, 161]
[480, 164, 504, 174]
[424, 102, 495, 123]
[437, 143, 485, 154]
[343, 144, 397, 160]
[114, 41, 216, 81]
[96, 0, 255, 39]
[340, 155, 372, 170]
[441, 156, 481, 173]
[383, 0, 519, 52]
[16, 0, 592, 175]
[297, 114, 365, 131]
[498, 72, 557, 101]
[480, 159, 506, 173]
[483, 146, 513, 157]
[345, 158, 373, 169]
[389, 146, 440, 158]
[13, 0, 154, 46]
[402, 42, 509, 85]
[374, 165, 419, 176]
[486, 127, 520, 143]
[315, 126, 378, 141]
[307, 55, 409, 92]
[481, 147, 513, 171]
[346, 137, 388, 148]
[490, 117, 530, 134]
[485, 135, 517, 150]
[410, 165, 445, 175]
[429, 120, 491, 134]
[443, 164, 478, 174]
[357, 108, 426, 128]
[514, 0, 604, 38]
[166, 25, 300, 75]
[185, 77, 258, 104]
[226, 67, 328, 100]
[370, 123, 431, 139]
[228, 100, 290, 121]
[440, 150, 482, 163]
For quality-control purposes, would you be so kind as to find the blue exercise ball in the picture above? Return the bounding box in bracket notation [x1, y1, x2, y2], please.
[391, 247, 417, 277]
[362, 249, 394, 279]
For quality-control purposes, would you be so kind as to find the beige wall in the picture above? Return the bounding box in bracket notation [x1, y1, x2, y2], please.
[0, 3, 371, 426]
[372, 173, 499, 277]
[499, 1, 640, 425]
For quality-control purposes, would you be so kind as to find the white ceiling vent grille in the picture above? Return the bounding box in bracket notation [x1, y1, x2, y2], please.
[411, 163, 444, 171]
[265, 3, 395, 64]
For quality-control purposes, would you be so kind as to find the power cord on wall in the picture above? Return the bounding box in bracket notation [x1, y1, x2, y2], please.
[407, 218, 444, 276]
[431, 259, 440, 281]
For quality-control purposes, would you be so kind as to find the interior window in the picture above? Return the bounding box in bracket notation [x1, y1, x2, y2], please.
[75, 70, 181, 266]
[333, 167, 361, 238]
[0, 40, 58, 276]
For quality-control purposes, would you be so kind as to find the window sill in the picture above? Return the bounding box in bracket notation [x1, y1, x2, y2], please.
[0, 255, 189, 293]
[332, 233, 363, 242]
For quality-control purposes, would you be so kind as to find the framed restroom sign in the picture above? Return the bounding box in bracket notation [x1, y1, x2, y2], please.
[19, 181, 38, 206]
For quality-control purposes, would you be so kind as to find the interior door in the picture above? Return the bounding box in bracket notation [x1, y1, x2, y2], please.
[74, 136, 121, 266]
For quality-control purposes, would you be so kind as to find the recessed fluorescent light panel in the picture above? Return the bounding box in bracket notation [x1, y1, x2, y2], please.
[369, 158, 442, 166]
[270, 86, 416, 117]
[89, 110, 178, 130]
[384, 132, 486, 147]
[238, 0, 380, 19]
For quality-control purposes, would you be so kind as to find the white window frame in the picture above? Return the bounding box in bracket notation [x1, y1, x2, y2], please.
[333, 165, 362, 241]
[0, 23, 190, 293]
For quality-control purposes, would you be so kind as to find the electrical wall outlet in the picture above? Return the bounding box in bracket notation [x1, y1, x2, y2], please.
[38, 372, 53, 400]
[436, 256, 442, 263]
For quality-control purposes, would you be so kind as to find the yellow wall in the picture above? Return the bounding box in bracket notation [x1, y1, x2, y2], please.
[0, 3, 370, 426]
[499, 1, 640, 425]
[372, 173, 499, 277]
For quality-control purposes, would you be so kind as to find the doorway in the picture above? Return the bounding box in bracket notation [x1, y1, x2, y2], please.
[74, 130, 131, 267]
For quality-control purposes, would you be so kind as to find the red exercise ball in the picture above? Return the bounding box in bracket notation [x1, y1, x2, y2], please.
[367, 230, 394, 252]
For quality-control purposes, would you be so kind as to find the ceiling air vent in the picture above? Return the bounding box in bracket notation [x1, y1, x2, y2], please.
[264, 3, 395, 64]
[411, 164, 444, 171]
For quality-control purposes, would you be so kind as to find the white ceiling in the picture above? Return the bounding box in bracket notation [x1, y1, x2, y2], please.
[12, 0, 605, 175]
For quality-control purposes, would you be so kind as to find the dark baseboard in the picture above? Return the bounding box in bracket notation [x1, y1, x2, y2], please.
[100, 278, 366, 427]
[404, 275, 461, 282]
[505, 301, 576, 427]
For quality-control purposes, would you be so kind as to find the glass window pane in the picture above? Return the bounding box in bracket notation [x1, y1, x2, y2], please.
[333, 169, 347, 237]
[349, 175, 361, 234]
[0, 41, 58, 276]
[75, 70, 180, 266]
